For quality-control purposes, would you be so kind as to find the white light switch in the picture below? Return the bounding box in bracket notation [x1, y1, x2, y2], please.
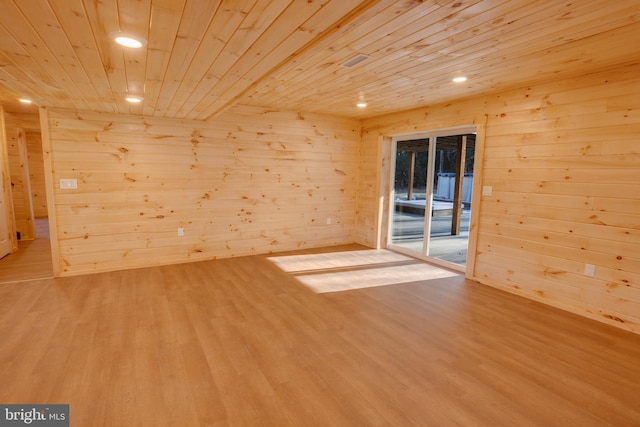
[584, 264, 596, 277]
[482, 185, 493, 196]
[59, 179, 78, 190]
[177, 227, 185, 237]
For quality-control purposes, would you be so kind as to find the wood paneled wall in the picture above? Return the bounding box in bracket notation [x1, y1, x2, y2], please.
[6, 127, 34, 240]
[0, 106, 18, 252]
[26, 130, 47, 218]
[358, 62, 640, 334]
[2, 111, 42, 241]
[43, 106, 359, 276]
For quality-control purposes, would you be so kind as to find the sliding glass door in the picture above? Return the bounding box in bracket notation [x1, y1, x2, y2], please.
[389, 128, 476, 268]
[390, 138, 430, 252]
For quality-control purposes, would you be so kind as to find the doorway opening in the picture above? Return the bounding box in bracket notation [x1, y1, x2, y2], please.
[0, 113, 53, 283]
[388, 127, 476, 271]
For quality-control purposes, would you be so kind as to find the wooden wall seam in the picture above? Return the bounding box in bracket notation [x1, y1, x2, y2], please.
[39, 107, 61, 277]
[465, 120, 487, 280]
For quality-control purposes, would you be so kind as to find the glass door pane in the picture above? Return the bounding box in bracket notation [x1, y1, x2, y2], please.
[389, 129, 475, 269]
[390, 139, 429, 254]
[427, 134, 475, 265]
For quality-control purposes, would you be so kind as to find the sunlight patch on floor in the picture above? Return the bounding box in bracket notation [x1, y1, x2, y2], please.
[267, 249, 414, 273]
[267, 249, 460, 293]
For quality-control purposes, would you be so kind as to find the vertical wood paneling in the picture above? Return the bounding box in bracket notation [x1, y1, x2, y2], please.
[44, 106, 360, 276]
[3, 112, 42, 240]
[7, 128, 34, 240]
[359, 62, 640, 334]
[0, 106, 18, 252]
[39, 107, 60, 276]
[26, 130, 47, 218]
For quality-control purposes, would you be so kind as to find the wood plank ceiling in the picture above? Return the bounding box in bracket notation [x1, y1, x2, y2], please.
[0, 0, 638, 120]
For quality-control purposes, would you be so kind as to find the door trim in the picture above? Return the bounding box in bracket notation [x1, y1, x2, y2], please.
[0, 105, 17, 256]
[384, 124, 485, 278]
[39, 107, 61, 277]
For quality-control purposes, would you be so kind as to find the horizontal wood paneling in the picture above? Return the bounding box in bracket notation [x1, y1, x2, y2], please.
[359, 62, 640, 334]
[3, 112, 41, 131]
[44, 106, 360, 276]
[246, 0, 640, 119]
[2, 1, 639, 119]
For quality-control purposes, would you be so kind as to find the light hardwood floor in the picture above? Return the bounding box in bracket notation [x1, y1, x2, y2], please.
[0, 218, 53, 283]
[0, 244, 638, 426]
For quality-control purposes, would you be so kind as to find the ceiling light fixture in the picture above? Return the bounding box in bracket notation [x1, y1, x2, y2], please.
[18, 98, 32, 104]
[111, 32, 146, 48]
[125, 95, 143, 103]
[356, 92, 368, 108]
[452, 76, 467, 83]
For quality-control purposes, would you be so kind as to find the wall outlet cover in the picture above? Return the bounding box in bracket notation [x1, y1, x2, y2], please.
[59, 178, 78, 190]
[584, 264, 596, 277]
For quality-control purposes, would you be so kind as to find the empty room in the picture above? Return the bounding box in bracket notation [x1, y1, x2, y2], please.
[0, 1, 639, 425]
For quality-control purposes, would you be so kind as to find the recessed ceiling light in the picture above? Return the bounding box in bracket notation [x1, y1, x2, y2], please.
[125, 95, 143, 103]
[452, 76, 467, 83]
[356, 92, 368, 108]
[116, 37, 142, 48]
[111, 32, 146, 48]
[18, 98, 32, 104]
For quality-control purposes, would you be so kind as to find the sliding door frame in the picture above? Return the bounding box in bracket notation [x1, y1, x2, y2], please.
[385, 124, 484, 276]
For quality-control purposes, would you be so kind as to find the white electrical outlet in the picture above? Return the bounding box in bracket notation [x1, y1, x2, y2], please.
[482, 185, 492, 196]
[584, 264, 596, 277]
[177, 227, 184, 237]
[326, 217, 332, 225]
[59, 178, 78, 190]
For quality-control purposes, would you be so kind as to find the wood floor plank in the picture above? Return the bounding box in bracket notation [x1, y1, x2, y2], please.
[0, 218, 53, 284]
[0, 244, 639, 426]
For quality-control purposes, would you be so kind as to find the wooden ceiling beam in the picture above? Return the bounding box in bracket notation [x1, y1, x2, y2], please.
[194, 0, 385, 121]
